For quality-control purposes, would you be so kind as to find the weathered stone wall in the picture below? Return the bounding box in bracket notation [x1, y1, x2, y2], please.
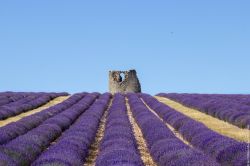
[109, 69, 141, 93]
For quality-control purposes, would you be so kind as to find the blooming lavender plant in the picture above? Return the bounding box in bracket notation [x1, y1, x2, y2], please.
[0, 92, 26, 106]
[127, 93, 219, 166]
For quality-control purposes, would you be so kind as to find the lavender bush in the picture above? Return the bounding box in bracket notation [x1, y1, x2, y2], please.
[0, 92, 27, 106]
[127, 93, 219, 166]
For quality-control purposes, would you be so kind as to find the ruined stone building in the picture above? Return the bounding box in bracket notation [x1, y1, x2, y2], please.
[109, 69, 141, 93]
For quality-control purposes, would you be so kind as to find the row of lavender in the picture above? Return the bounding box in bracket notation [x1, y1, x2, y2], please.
[142, 93, 247, 165]
[0, 92, 28, 106]
[0, 92, 67, 106]
[0, 92, 68, 120]
[190, 94, 250, 106]
[128, 93, 219, 166]
[0, 92, 100, 165]
[157, 93, 250, 128]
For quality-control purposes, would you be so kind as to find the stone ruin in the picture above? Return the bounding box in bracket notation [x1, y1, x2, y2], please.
[109, 69, 141, 93]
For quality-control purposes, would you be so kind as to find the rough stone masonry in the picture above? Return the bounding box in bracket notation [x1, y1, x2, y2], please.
[109, 69, 141, 93]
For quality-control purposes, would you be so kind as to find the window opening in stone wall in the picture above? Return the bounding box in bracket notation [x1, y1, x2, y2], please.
[119, 73, 125, 82]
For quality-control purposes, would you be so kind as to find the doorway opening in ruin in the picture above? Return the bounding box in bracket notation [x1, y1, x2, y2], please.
[119, 73, 125, 82]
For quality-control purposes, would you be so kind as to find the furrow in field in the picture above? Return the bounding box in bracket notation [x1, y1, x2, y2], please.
[155, 96, 250, 142]
[141, 98, 192, 147]
[126, 98, 157, 166]
[0, 96, 69, 127]
[84, 98, 113, 166]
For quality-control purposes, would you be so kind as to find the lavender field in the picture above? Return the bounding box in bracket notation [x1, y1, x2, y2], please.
[0, 92, 248, 166]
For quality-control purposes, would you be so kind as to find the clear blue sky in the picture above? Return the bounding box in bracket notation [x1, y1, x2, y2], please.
[0, 1, 249, 94]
